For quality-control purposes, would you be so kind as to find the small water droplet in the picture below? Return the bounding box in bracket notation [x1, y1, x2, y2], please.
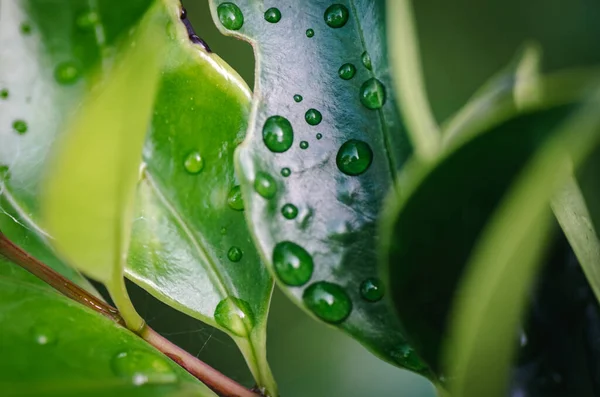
[76, 11, 99, 29]
[336, 139, 373, 176]
[0, 89, 9, 99]
[293, 94, 303, 103]
[305, 109, 322, 126]
[264, 7, 281, 23]
[324, 4, 349, 28]
[13, 120, 28, 134]
[360, 278, 384, 302]
[306, 28, 315, 38]
[338, 63, 356, 80]
[54, 62, 81, 85]
[263, 115, 294, 153]
[228, 246, 243, 262]
[31, 325, 56, 346]
[281, 167, 291, 177]
[299, 141, 309, 149]
[393, 345, 428, 372]
[227, 185, 244, 211]
[360, 78, 386, 110]
[214, 296, 255, 337]
[273, 241, 313, 286]
[20, 22, 32, 35]
[112, 350, 177, 386]
[220, 227, 227, 235]
[217, 2, 244, 31]
[183, 151, 204, 174]
[316, 133, 323, 140]
[281, 204, 298, 220]
[254, 172, 277, 199]
[303, 281, 352, 323]
[361, 51, 372, 70]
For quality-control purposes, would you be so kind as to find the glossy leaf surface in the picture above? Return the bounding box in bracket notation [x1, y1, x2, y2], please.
[208, 0, 420, 370]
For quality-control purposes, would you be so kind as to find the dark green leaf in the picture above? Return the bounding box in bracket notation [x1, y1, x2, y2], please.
[208, 0, 420, 370]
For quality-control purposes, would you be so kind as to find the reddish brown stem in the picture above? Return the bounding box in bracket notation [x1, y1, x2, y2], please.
[0, 231, 259, 397]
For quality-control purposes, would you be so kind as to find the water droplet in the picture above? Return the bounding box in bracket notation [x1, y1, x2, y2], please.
[305, 109, 322, 126]
[217, 2, 244, 31]
[76, 11, 99, 29]
[361, 51, 372, 70]
[273, 241, 313, 286]
[20, 22, 32, 35]
[360, 278, 384, 302]
[54, 62, 81, 85]
[254, 172, 277, 199]
[303, 281, 352, 323]
[281, 167, 291, 177]
[12, 120, 28, 135]
[300, 141, 309, 149]
[281, 204, 298, 220]
[393, 345, 428, 372]
[316, 133, 323, 140]
[227, 185, 244, 211]
[31, 325, 56, 346]
[336, 139, 373, 176]
[306, 28, 315, 38]
[360, 78, 386, 110]
[293, 94, 303, 103]
[324, 4, 349, 28]
[338, 63, 356, 80]
[0, 89, 8, 99]
[220, 227, 227, 235]
[112, 350, 177, 386]
[263, 115, 294, 153]
[214, 296, 255, 337]
[228, 246, 243, 262]
[183, 151, 204, 174]
[264, 7, 281, 23]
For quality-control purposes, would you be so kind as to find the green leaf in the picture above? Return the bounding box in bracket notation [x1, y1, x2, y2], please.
[0, 1, 275, 391]
[0, 258, 216, 397]
[444, 87, 600, 397]
[208, 0, 421, 370]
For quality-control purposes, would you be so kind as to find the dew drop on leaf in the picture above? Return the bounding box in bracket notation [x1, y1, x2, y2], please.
[299, 141, 309, 149]
[281, 203, 298, 220]
[360, 78, 386, 110]
[293, 94, 303, 103]
[305, 108, 322, 126]
[112, 350, 177, 386]
[263, 115, 294, 153]
[227, 246, 243, 262]
[31, 325, 56, 346]
[0, 88, 8, 99]
[54, 61, 81, 85]
[273, 241, 313, 286]
[264, 7, 281, 23]
[303, 281, 352, 323]
[217, 2, 244, 31]
[361, 51, 372, 70]
[183, 151, 204, 174]
[214, 296, 255, 337]
[12, 120, 28, 134]
[254, 172, 277, 199]
[336, 139, 373, 176]
[20, 22, 32, 35]
[316, 133, 323, 140]
[306, 28, 315, 38]
[76, 11, 99, 30]
[227, 185, 244, 211]
[360, 278, 384, 302]
[324, 4, 349, 28]
[338, 63, 356, 80]
[280, 167, 291, 177]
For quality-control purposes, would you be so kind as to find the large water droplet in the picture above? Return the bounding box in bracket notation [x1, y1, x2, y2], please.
[112, 350, 177, 386]
[305, 109, 322, 126]
[183, 151, 204, 174]
[228, 246, 243, 262]
[76, 11, 99, 30]
[338, 63, 356, 80]
[306, 28, 315, 38]
[13, 120, 28, 135]
[360, 78, 386, 110]
[281, 167, 291, 177]
[293, 94, 303, 103]
[361, 51, 372, 70]
[217, 2, 244, 31]
[273, 241, 313, 286]
[263, 115, 293, 153]
[254, 172, 277, 199]
[324, 4, 349, 28]
[360, 278, 384, 302]
[264, 7, 281, 23]
[303, 281, 352, 323]
[336, 139, 373, 176]
[299, 141, 309, 150]
[227, 185, 244, 211]
[0, 89, 8, 99]
[54, 62, 81, 85]
[31, 325, 57, 346]
[281, 204, 298, 220]
[214, 296, 255, 337]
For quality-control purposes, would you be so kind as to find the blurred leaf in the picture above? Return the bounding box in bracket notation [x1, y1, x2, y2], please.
[445, 87, 600, 397]
[0, 0, 274, 390]
[208, 0, 423, 371]
[0, 258, 216, 397]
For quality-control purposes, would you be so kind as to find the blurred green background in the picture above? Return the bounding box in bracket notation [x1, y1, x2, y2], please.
[127, 1, 600, 396]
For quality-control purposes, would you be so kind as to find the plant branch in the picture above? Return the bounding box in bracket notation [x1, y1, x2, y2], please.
[0, 231, 259, 397]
